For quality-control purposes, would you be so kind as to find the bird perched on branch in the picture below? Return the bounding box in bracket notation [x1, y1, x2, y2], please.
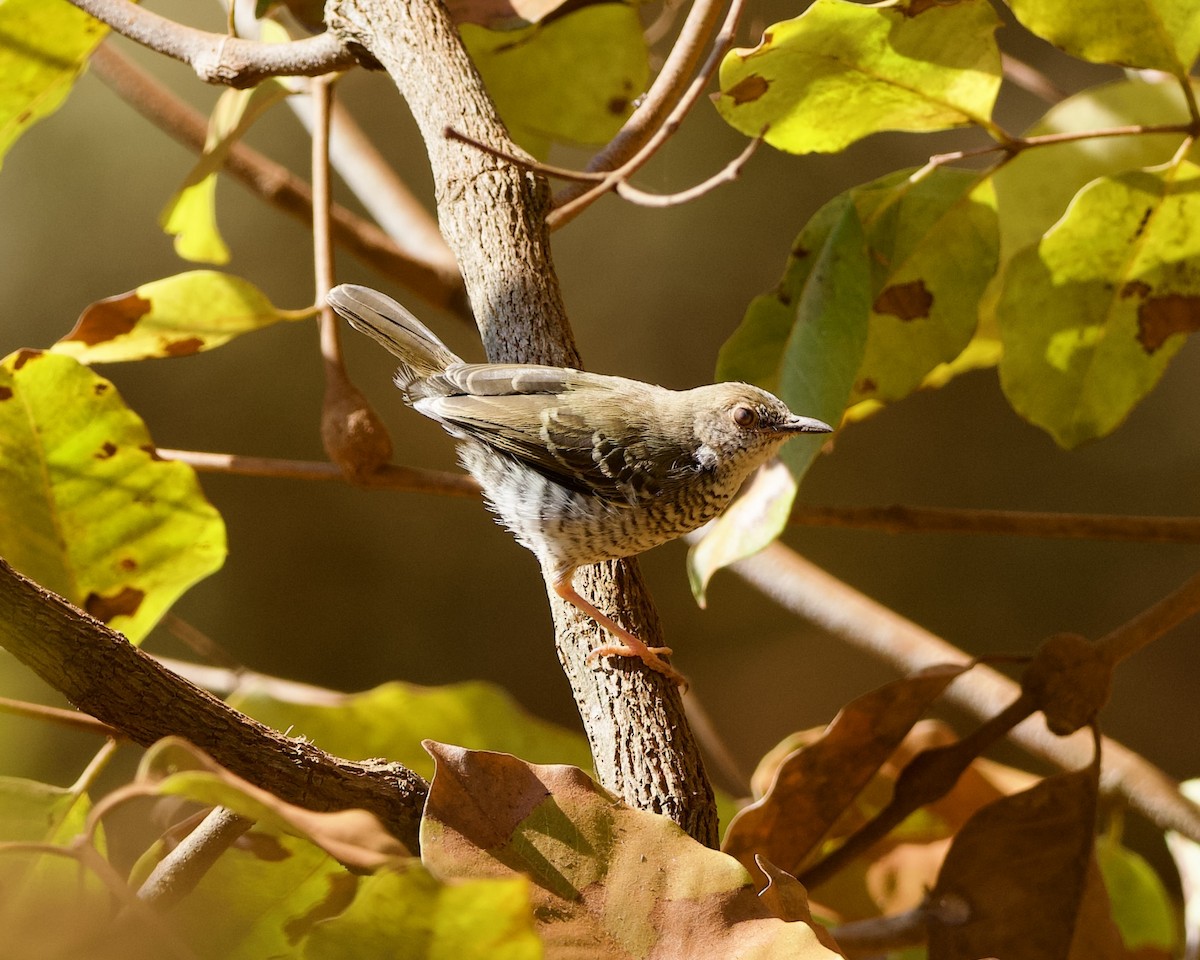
[328, 284, 832, 686]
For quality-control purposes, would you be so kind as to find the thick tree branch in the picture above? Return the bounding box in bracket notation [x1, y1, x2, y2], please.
[0, 559, 426, 850]
[327, 0, 718, 845]
[70, 0, 356, 87]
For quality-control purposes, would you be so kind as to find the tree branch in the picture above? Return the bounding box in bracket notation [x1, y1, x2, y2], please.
[89, 44, 468, 317]
[729, 542, 1200, 844]
[327, 0, 718, 845]
[70, 0, 356, 87]
[0, 558, 426, 851]
[789, 504, 1200, 544]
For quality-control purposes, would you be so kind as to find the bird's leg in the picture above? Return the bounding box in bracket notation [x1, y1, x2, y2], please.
[551, 574, 684, 686]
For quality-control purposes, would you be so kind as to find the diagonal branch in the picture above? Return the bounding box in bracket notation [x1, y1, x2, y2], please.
[730, 541, 1200, 845]
[0, 558, 426, 850]
[69, 0, 356, 87]
[90, 44, 468, 316]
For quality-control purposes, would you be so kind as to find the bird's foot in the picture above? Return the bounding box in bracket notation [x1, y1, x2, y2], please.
[587, 642, 685, 687]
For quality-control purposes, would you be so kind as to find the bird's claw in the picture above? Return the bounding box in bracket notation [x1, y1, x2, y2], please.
[587, 643, 686, 688]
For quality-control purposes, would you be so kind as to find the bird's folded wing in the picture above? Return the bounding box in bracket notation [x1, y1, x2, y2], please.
[417, 389, 674, 504]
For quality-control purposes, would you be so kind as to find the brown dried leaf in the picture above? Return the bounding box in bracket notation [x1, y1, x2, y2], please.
[1023, 632, 1113, 734]
[420, 742, 843, 960]
[723, 663, 972, 877]
[927, 761, 1105, 960]
[757, 858, 845, 955]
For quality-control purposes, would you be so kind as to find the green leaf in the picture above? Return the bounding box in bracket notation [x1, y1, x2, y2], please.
[460, 4, 648, 155]
[1007, 0, 1200, 75]
[230, 680, 593, 783]
[692, 195, 869, 599]
[1095, 836, 1177, 953]
[51, 271, 303, 363]
[421, 744, 841, 959]
[715, 0, 1001, 154]
[160, 79, 292, 264]
[170, 828, 352, 960]
[0, 350, 226, 640]
[0, 0, 108, 169]
[998, 158, 1200, 448]
[0, 779, 109, 956]
[303, 866, 542, 960]
[850, 168, 998, 405]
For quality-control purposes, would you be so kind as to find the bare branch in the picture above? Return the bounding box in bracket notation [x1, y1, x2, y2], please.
[154, 448, 481, 497]
[552, 0, 729, 208]
[728, 542, 1200, 845]
[790, 504, 1200, 544]
[547, 0, 749, 228]
[0, 695, 121, 739]
[1096, 568, 1200, 666]
[69, 0, 356, 87]
[137, 807, 254, 909]
[90, 44, 468, 317]
[1000, 52, 1067, 104]
[615, 134, 761, 207]
[0, 558, 427, 849]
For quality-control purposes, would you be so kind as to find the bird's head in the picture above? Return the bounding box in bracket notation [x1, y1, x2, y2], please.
[690, 383, 833, 473]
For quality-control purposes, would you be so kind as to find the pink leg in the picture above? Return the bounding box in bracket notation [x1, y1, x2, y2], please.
[552, 575, 684, 686]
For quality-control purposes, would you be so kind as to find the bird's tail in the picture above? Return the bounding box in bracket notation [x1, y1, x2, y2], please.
[327, 285, 462, 386]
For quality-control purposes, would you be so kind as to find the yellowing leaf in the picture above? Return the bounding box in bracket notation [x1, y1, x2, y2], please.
[715, 0, 1001, 154]
[161, 80, 291, 264]
[0, 0, 107, 169]
[998, 159, 1200, 447]
[850, 169, 998, 405]
[230, 680, 594, 783]
[1095, 836, 1178, 954]
[688, 461, 797, 608]
[51, 271, 302, 363]
[0, 350, 225, 641]
[421, 744, 843, 959]
[461, 4, 648, 155]
[1008, 0, 1200, 76]
[305, 867, 541, 960]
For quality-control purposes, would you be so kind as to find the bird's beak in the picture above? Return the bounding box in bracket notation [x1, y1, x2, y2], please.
[781, 415, 834, 434]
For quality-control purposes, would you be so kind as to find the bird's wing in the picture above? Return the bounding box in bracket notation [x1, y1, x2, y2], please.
[416, 369, 686, 503]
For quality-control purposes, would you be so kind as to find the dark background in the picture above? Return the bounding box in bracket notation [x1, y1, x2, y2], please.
[1, 1, 1196, 862]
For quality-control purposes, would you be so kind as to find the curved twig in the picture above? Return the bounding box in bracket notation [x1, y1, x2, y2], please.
[68, 0, 356, 87]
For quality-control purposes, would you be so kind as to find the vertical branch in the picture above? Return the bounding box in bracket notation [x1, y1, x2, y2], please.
[327, 0, 718, 844]
[312, 77, 395, 480]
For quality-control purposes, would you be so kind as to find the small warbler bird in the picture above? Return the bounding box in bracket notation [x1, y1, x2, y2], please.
[328, 284, 832, 685]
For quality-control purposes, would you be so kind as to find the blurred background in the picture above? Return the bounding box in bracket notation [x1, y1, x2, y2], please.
[1, 0, 1197, 865]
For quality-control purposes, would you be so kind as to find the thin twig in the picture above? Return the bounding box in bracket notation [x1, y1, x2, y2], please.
[69, 0, 355, 87]
[162, 613, 245, 672]
[553, 0, 729, 209]
[313, 77, 341, 375]
[155, 448, 480, 496]
[831, 907, 930, 958]
[89, 44, 467, 316]
[789, 504, 1200, 544]
[726, 541, 1200, 845]
[1000, 52, 1068, 104]
[444, 127, 607, 183]
[137, 807, 254, 909]
[153, 656, 350, 704]
[1096, 568, 1200, 667]
[0, 696, 121, 739]
[547, 0, 749, 228]
[615, 134, 762, 207]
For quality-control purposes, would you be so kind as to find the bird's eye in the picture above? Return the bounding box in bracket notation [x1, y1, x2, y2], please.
[731, 405, 758, 428]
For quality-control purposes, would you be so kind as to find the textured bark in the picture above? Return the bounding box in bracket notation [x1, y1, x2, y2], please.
[0, 559, 426, 851]
[328, 0, 718, 845]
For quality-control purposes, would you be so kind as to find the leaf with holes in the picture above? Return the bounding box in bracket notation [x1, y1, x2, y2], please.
[0, 350, 225, 640]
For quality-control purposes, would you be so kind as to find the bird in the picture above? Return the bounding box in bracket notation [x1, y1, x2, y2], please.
[328, 284, 833, 685]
